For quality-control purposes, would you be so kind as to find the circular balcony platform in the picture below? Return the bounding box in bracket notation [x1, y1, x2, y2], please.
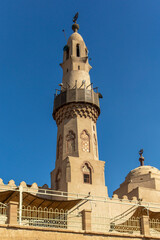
[53, 89, 100, 117]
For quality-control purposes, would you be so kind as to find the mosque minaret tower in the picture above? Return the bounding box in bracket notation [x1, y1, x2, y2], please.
[51, 15, 107, 197]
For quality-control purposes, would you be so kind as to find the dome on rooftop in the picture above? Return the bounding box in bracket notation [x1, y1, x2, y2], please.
[126, 165, 160, 181]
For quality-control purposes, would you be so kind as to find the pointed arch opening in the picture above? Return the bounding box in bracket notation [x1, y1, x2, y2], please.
[66, 130, 76, 155]
[76, 44, 80, 57]
[82, 163, 92, 184]
[80, 130, 90, 152]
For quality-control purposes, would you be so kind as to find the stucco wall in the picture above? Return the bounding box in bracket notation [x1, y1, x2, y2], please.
[0, 224, 157, 240]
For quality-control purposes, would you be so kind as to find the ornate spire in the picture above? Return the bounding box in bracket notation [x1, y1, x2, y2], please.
[139, 149, 144, 166]
[72, 12, 79, 32]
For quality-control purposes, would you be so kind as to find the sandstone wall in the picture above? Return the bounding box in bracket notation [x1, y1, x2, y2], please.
[0, 224, 158, 240]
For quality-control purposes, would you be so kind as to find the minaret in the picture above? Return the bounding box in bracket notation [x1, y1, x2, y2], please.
[51, 16, 108, 197]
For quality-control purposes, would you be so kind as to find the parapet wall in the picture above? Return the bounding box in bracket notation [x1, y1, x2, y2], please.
[0, 224, 154, 240]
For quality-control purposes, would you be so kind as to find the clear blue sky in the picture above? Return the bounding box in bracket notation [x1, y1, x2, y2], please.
[0, 0, 160, 197]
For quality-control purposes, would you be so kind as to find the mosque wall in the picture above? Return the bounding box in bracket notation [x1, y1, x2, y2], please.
[137, 187, 160, 203]
[0, 225, 153, 240]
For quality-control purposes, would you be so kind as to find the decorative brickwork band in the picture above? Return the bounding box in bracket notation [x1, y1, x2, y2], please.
[54, 103, 99, 125]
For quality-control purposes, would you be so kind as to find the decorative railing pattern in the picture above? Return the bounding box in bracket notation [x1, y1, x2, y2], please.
[149, 218, 160, 235]
[20, 206, 82, 230]
[0, 202, 7, 224]
[0, 201, 159, 237]
[92, 215, 140, 234]
[113, 217, 140, 233]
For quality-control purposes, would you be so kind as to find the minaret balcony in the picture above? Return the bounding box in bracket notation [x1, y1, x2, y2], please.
[53, 88, 100, 119]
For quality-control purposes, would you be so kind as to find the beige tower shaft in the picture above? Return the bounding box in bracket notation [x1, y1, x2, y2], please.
[51, 22, 108, 199]
[61, 29, 92, 90]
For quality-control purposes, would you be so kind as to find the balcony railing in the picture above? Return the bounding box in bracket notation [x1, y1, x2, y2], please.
[53, 89, 100, 117]
[0, 203, 7, 224]
[20, 206, 82, 230]
[92, 215, 140, 234]
[149, 218, 160, 236]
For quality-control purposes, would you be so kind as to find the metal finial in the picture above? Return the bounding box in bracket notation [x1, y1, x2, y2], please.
[73, 12, 79, 23]
[72, 13, 79, 32]
[139, 149, 144, 166]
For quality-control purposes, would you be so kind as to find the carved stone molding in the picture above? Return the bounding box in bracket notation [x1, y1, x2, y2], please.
[80, 130, 90, 153]
[66, 130, 76, 154]
[54, 103, 99, 125]
[81, 161, 94, 173]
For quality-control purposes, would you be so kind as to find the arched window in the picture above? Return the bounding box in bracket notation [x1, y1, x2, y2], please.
[66, 130, 75, 154]
[80, 130, 90, 152]
[82, 163, 92, 184]
[76, 44, 80, 57]
[57, 135, 62, 159]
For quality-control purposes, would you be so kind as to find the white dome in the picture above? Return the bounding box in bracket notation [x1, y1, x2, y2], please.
[126, 165, 160, 181]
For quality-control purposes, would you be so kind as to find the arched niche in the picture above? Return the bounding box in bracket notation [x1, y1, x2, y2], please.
[66, 130, 76, 155]
[80, 130, 90, 152]
[81, 162, 93, 184]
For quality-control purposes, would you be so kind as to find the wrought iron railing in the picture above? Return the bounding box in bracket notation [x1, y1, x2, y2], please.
[19, 206, 82, 230]
[0, 202, 7, 224]
[92, 214, 140, 234]
[149, 218, 160, 235]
